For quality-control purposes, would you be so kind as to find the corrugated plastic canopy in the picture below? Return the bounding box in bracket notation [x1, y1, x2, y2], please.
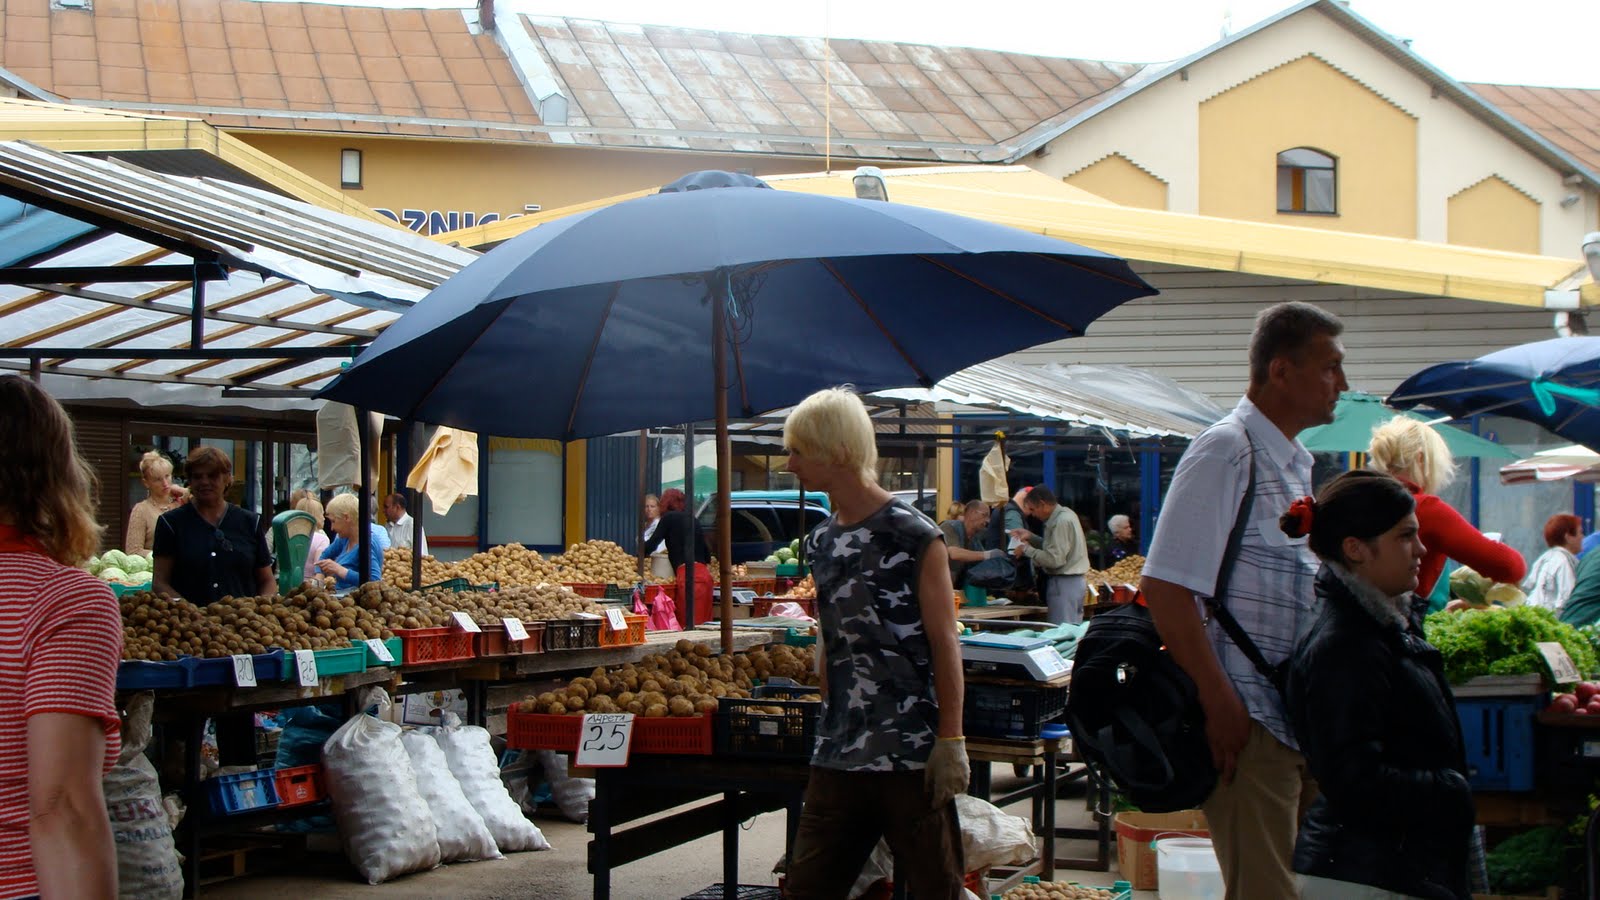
[442, 166, 1598, 309]
[0, 141, 477, 392]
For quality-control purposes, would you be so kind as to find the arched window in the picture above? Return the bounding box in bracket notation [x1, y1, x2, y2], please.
[1276, 148, 1337, 214]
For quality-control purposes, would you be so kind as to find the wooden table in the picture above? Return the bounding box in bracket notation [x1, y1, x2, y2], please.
[958, 604, 1050, 623]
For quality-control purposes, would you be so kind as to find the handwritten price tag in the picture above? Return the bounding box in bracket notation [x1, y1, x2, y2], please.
[502, 618, 530, 642]
[231, 654, 257, 688]
[1538, 641, 1582, 683]
[294, 649, 318, 687]
[364, 639, 394, 664]
[605, 608, 628, 632]
[575, 713, 634, 767]
[451, 611, 482, 633]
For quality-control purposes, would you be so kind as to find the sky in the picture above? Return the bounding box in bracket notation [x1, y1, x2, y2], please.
[350, 0, 1600, 89]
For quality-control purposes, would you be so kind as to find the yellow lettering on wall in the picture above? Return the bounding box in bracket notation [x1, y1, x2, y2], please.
[1064, 154, 1169, 210]
[1199, 55, 1417, 237]
[1447, 176, 1541, 254]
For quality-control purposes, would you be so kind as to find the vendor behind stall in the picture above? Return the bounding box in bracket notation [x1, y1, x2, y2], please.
[317, 492, 385, 589]
[152, 445, 276, 604]
[942, 500, 1003, 586]
[642, 487, 710, 622]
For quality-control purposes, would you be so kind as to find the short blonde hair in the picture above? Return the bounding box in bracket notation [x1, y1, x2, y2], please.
[325, 492, 359, 523]
[139, 450, 172, 481]
[295, 495, 325, 523]
[1367, 416, 1455, 494]
[783, 387, 878, 484]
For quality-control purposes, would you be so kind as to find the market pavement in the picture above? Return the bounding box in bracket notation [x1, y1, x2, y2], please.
[202, 779, 1157, 899]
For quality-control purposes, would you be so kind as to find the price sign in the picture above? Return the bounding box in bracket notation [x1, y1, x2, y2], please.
[294, 649, 318, 687]
[364, 639, 394, 664]
[605, 608, 628, 632]
[451, 611, 482, 633]
[1537, 642, 1582, 683]
[230, 654, 257, 688]
[575, 713, 634, 767]
[502, 618, 530, 642]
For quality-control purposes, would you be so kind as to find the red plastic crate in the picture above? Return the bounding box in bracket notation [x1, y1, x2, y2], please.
[475, 621, 546, 658]
[598, 612, 647, 648]
[394, 626, 476, 665]
[754, 596, 817, 618]
[733, 578, 778, 596]
[562, 582, 607, 598]
[274, 764, 325, 808]
[505, 711, 714, 755]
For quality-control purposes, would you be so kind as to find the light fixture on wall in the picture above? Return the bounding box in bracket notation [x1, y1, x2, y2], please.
[340, 149, 362, 189]
[1561, 193, 1582, 209]
[853, 166, 888, 202]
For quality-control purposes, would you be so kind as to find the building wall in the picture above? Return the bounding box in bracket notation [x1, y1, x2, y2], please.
[1063, 153, 1169, 209]
[1447, 176, 1543, 254]
[1198, 55, 1418, 237]
[1005, 261, 1561, 403]
[1027, 4, 1599, 258]
[236, 132, 858, 234]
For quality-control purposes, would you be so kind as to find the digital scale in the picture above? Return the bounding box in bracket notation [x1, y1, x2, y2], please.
[960, 632, 1071, 682]
[711, 588, 759, 605]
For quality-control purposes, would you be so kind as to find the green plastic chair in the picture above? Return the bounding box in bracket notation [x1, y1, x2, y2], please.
[272, 510, 319, 595]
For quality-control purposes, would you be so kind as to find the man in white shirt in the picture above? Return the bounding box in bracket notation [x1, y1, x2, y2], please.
[383, 492, 427, 556]
[1140, 302, 1347, 900]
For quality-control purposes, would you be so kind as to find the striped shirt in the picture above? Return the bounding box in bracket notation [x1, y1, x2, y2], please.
[0, 540, 123, 900]
[1143, 397, 1318, 749]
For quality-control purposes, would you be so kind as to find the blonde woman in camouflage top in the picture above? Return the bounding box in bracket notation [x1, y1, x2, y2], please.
[781, 388, 969, 900]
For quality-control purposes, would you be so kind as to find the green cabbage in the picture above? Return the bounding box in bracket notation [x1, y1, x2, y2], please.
[1450, 565, 1491, 606]
[86, 556, 105, 576]
[99, 567, 129, 582]
[123, 554, 150, 575]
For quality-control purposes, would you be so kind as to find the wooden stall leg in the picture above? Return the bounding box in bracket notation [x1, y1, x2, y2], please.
[1042, 743, 1058, 882]
[591, 771, 612, 900]
[969, 758, 992, 801]
[722, 791, 739, 900]
[183, 716, 204, 898]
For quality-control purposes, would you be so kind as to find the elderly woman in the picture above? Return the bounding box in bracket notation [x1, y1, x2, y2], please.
[1524, 513, 1583, 613]
[152, 446, 275, 605]
[1367, 417, 1525, 598]
[0, 375, 121, 898]
[1282, 470, 1472, 900]
[316, 492, 385, 590]
[125, 449, 182, 555]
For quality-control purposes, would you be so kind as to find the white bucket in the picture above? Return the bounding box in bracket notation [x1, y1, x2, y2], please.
[1155, 836, 1224, 900]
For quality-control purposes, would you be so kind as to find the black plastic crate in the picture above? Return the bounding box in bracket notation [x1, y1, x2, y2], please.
[963, 682, 1068, 739]
[715, 684, 820, 759]
[544, 619, 602, 651]
[682, 885, 782, 900]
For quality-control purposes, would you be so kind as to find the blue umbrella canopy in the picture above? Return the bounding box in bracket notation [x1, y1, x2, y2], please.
[318, 172, 1157, 439]
[1387, 336, 1600, 451]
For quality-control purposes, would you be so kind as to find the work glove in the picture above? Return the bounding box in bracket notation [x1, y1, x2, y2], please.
[984, 549, 1005, 560]
[925, 736, 970, 807]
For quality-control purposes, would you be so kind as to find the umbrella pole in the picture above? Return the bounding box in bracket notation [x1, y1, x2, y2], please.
[712, 274, 736, 653]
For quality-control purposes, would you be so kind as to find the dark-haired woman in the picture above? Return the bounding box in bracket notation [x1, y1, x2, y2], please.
[1281, 470, 1472, 900]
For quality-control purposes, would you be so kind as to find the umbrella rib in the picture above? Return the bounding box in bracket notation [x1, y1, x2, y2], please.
[916, 255, 1076, 335]
[566, 282, 624, 437]
[820, 258, 933, 387]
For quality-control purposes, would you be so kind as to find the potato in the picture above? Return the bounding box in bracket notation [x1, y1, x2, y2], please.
[644, 703, 668, 718]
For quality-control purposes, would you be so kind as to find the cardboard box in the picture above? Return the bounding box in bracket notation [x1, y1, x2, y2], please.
[1113, 809, 1209, 890]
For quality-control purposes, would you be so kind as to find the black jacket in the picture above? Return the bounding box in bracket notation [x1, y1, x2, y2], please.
[641, 509, 709, 571]
[1286, 566, 1473, 900]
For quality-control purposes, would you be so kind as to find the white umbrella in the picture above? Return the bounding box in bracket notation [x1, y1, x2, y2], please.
[1498, 445, 1600, 484]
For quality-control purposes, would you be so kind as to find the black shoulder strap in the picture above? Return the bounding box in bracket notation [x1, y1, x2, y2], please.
[1203, 429, 1280, 681]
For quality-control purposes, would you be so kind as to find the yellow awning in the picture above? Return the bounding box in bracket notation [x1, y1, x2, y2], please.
[438, 165, 1596, 309]
[0, 98, 396, 227]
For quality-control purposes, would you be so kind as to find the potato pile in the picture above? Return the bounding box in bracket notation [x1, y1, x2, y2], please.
[380, 547, 454, 589]
[781, 573, 816, 600]
[120, 582, 388, 661]
[552, 540, 638, 584]
[455, 543, 563, 586]
[351, 581, 604, 630]
[1087, 554, 1144, 588]
[1001, 884, 1118, 900]
[514, 640, 818, 717]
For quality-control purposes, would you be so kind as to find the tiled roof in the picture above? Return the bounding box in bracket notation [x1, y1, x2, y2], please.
[0, 0, 1144, 159]
[0, 0, 544, 142]
[1466, 83, 1600, 176]
[519, 16, 1143, 161]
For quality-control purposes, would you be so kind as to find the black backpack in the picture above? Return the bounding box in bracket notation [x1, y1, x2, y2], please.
[1066, 432, 1283, 813]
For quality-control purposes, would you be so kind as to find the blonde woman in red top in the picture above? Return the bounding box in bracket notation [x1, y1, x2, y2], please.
[0, 375, 122, 900]
[1367, 416, 1526, 596]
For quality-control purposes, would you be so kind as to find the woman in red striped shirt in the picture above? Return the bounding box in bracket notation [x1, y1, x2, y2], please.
[0, 376, 121, 900]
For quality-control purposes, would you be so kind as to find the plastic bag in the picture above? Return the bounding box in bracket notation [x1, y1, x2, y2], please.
[649, 586, 681, 632]
[400, 730, 501, 863]
[322, 688, 441, 884]
[536, 750, 595, 824]
[956, 794, 1036, 870]
[434, 714, 551, 853]
[104, 693, 183, 900]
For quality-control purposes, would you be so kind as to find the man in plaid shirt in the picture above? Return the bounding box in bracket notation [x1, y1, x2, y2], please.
[1140, 302, 1348, 899]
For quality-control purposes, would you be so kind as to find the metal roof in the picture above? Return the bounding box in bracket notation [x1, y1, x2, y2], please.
[444, 165, 1597, 309]
[0, 140, 476, 393]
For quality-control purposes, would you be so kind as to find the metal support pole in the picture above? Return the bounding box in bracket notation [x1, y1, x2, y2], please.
[357, 409, 373, 586]
[683, 423, 696, 628]
[27, 357, 40, 383]
[190, 271, 206, 350]
[711, 270, 735, 654]
[402, 421, 423, 590]
[637, 429, 648, 582]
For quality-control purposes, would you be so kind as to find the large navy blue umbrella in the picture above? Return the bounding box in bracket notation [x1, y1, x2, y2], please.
[1388, 337, 1600, 450]
[319, 171, 1157, 438]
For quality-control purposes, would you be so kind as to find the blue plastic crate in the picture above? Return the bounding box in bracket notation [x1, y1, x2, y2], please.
[1456, 696, 1540, 792]
[190, 651, 286, 687]
[206, 768, 280, 816]
[116, 658, 197, 690]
